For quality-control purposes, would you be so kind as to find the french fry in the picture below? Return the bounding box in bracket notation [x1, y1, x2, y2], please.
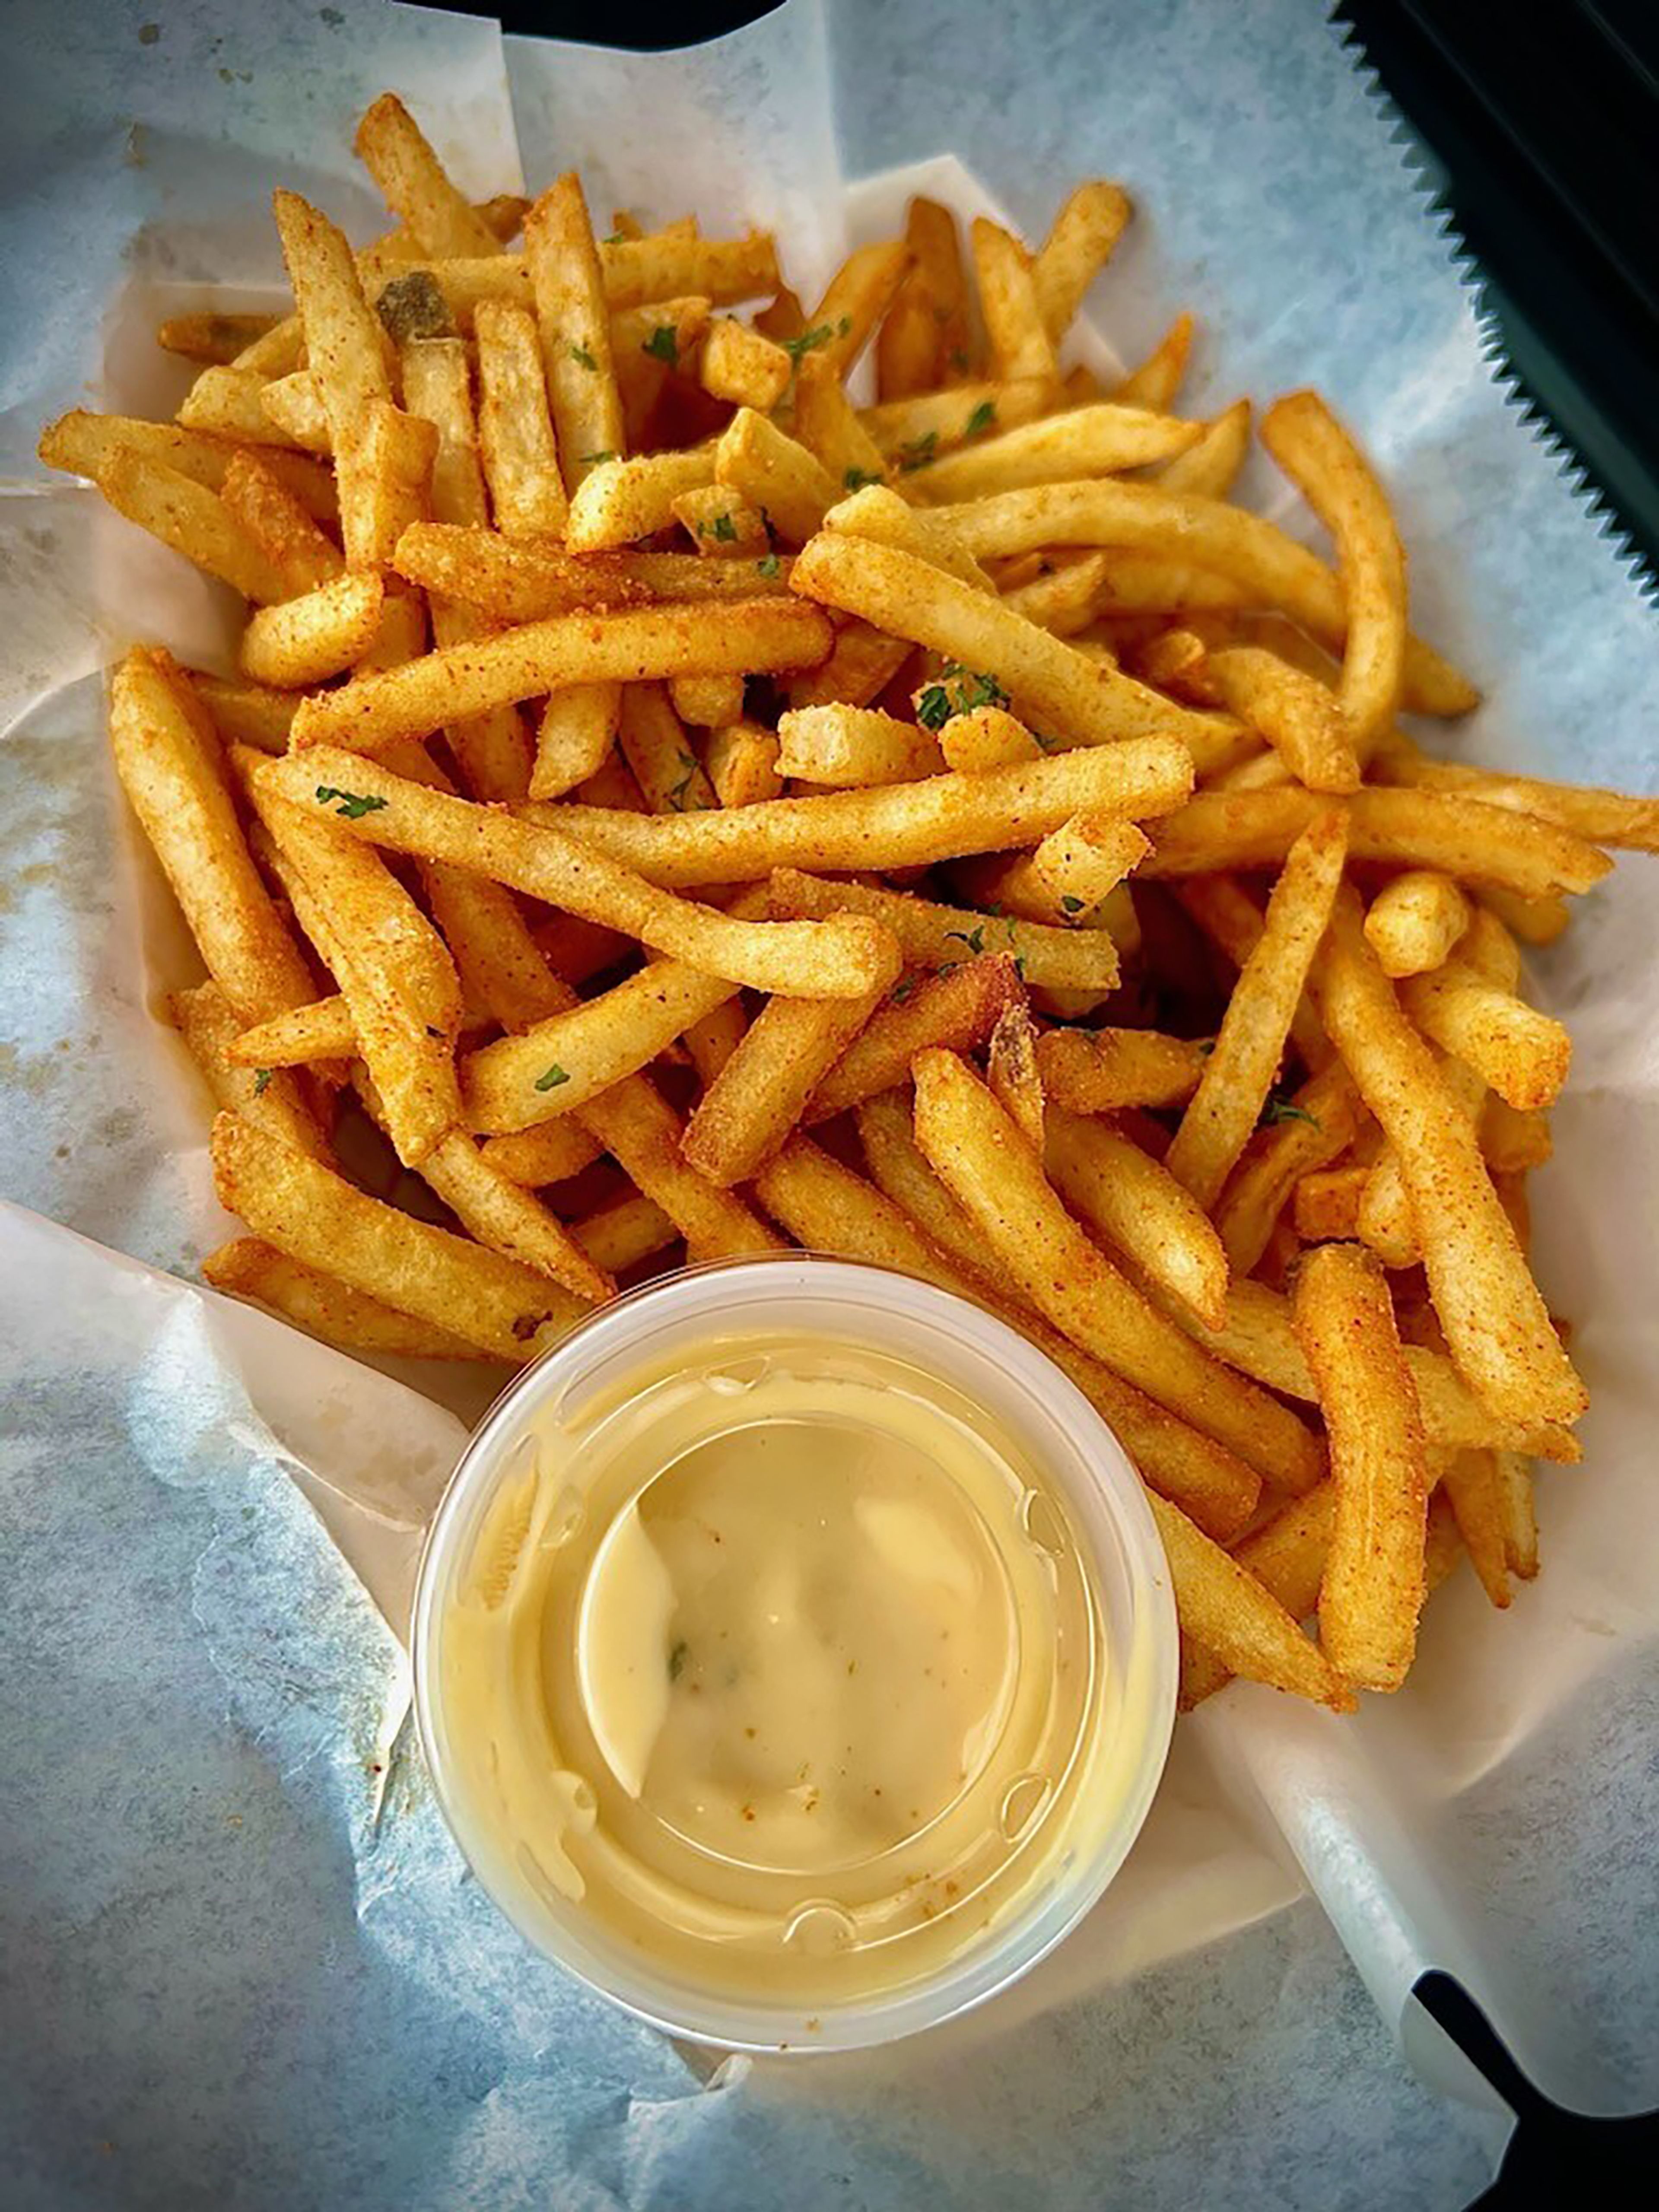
[716, 408, 839, 543]
[793, 354, 891, 490]
[421, 1130, 613, 1304]
[912, 405, 1201, 505]
[531, 683, 621, 803]
[1032, 180, 1132, 340]
[970, 218, 1057, 383]
[552, 736, 1191, 887]
[95, 449, 289, 603]
[1034, 1026, 1209, 1113]
[618, 681, 717, 812]
[672, 485, 770, 557]
[682, 996, 749, 1086]
[219, 452, 343, 597]
[475, 299, 569, 539]
[1155, 398, 1252, 500]
[1031, 812, 1149, 918]
[1437, 1446, 1513, 1608]
[565, 449, 716, 550]
[766, 866, 1122, 992]
[775, 704, 944, 787]
[1294, 1241, 1429, 1690]
[478, 1121, 604, 1189]
[823, 481, 996, 592]
[936, 706, 1041, 774]
[1363, 869, 1472, 978]
[610, 296, 711, 443]
[460, 961, 741, 1132]
[38, 409, 335, 524]
[683, 951, 900, 1186]
[1148, 1490, 1353, 1707]
[1494, 1449, 1541, 1579]
[805, 955, 1021, 1122]
[1212, 1061, 1365, 1272]
[600, 230, 780, 310]
[203, 1236, 499, 1363]
[912, 1049, 1325, 1487]
[1261, 391, 1406, 748]
[1201, 644, 1360, 795]
[1476, 884, 1571, 947]
[1481, 1096, 1552, 1174]
[699, 315, 793, 410]
[393, 520, 649, 618]
[576, 1074, 785, 1261]
[1291, 1163, 1371, 1243]
[289, 596, 833, 752]
[175, 364, 315, 449]
[257, 369, 333, 454]
[1165, 809, 1348, 1209]
[160, 312, 282, 365]
[229, 995, 356, 1069]
[785, 621, 913, 712]
[900, 197, 972, 382]
[111, 651, 315, 1026]
[668, 674, 746, 731]
[570, 1190, 679, 1275]
[862, 379, 1053, 466]
[1113, 313, 1195, 411]
[210, 1112, 582, 1360]
[1398, 954, 1572, 1113]
[191, 674, 299, 753]
[1178, 1484, 1334, 1707]
[1144, 786, 1609, 901]
[263, 746, 893, 998]
[1172, 874, 1334, 1074]
[238, 571, 385, 688]
[932, 479, 1476, 717]
[354, 93, 502, 257]
[986, 997, 1046, 1150]
[801, 240, 913, 378]
[1309, 887, 1586, 1424]
[524, 172, 626, 495]
[791, 531, 1230, 760]
[705, 719, 783, 808]
[1046, 1107, 1229, 1331]
[1369, 735, 1659, 852]
[170, 982, 329, 1162]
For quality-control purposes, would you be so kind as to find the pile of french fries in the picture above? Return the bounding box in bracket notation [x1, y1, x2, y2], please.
[44, 93, 1659, 1714]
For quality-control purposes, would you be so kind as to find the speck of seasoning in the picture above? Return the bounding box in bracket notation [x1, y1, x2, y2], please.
[138, 21, 160, 42]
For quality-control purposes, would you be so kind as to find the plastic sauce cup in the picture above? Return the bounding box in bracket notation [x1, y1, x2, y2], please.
[412, 1258, 1177, 2053]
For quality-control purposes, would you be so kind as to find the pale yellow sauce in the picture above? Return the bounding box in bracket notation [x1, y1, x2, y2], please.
[435, 1331, 1127, 2011]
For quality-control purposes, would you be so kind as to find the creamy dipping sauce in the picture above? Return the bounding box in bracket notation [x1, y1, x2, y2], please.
[432, 1326, 1135, 2017]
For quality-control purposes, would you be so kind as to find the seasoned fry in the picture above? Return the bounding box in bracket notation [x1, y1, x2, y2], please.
[1032, 180, 1132, 340]
[1155, 399, 1252, 500]
[478, 1122, 603, 1189]
[38, 409, 335, 523]
[421, 1130, 613, 1304]
[705, 718, 784, 808]
[912, 405, 1201, 505]
[1399, 954, 1572, 1113]
[1261, 391, 1406, 748]
[219, 452, 342, 595]
[766, 867, 1121, 992]
[802, 240, 913, 378]
[289, 596, 832, 751]
[1290, 1164, 1370, 1243]
[566, 449, 717, 550]
[569, 1191, 679, 1275]
[532, 683, 621, 803]
[785, 621, 912, 712]
[210, 1112, 582, 1360]
[716, 408, 839, 544]
[170, 982, 329, 1162]
[1035, 1026, 1209, 1113]
[699, 315, 793, 410]
[793, 354, 891, 490]
[935, 705, 1040, 773]
[95, 449, 289, 604]
[1031, 813, 1149, 918]
[354, 94, 501, 257]
[1363, 869, 1471, 978]
[203, 1236, 499, 1362]
[1148, 1490, 1352, 1708]
[160, 312, 282, 365]
[669, 674, 746, 731]
[862, 379, 1053, 464]
[823, 481, 996, 592]
[1370, 735, 1659, 852]
[1047, 1106, 1229, 1330]
[805, 956, 1020, 1122]
[1202, 645, 1360, 795]
[1165, 809, 1348, 1209]
[1437, 1446, 1513, 1608]
[475, 299, 568, 539]
[913, 1049, 1325, 1487]
[576, 1074, 785, 1261]
[525, 172, 626, 496]
[229, 995, 356, 1069]
[191, 674, 300, 753]
[1309, 887, 1586, 1424]
[775, 704, 944, 787]
[672, 484, 770, 558]
[1294, 1241, 1429, 1690]
[970, 218, 1057, 383]
[238, 571, 385, 688]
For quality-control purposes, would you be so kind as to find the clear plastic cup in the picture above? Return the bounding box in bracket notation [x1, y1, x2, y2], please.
[412, 1257, 1177, 2054]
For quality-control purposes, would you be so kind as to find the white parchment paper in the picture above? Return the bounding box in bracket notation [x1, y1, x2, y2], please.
[4, 2, 1656, 2205]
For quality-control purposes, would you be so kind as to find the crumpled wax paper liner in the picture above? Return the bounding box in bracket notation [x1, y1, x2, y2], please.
[3, 2, 1656, 2206]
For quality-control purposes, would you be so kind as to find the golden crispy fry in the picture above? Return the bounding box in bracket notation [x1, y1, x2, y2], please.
[1113, 313, 1195, 410]
[933, 479, 1476, 717]
[913, 1049, 1325, 1486]
[170, 982, 329, 1162]
[600, 230, 780, 310]
[421, 1130, 613, 1304]
[1476, 884, 1571, 947]
[1032, 181, 1132, 340]
[1398, 955, 1572, 1113]
[1201, 644, 1360, 794]
[38, 408, 334, 523]
[190, 674, 299, 753]
[257, 368, 333, 454]
[1172, 873, 1333, 1073]
[903, 197, 973, 381]
[699, 315, 793, 410]
[1363, 869, 1472, 978]
[95, 449, 289, 603]
[477, 1121, 603, 1188]
[1294, 1241, 1429, 1690]
[985, 997, 1044, 1150]
[238, 571, 385, 688]
[219, 452, 343, 597]
[775, 704, 944, 787]
[936, 705, 1041, 773]
[1370, 735, 1659, 851]
[203, 1236, 499, 1362]
[671, 484, 769, 558]
[1031, 812, 1149, 918]
[211, 1112, 581, 1360]
[1213, 1062, 1365, 1272]
[1262, 391, 1406, 748]
[1290, 1164, 1370, 1243]
[576, 1074, 785, 1261]
[1144, 785, 1608, 900]
[822, 482, 996, 591]
[715, 408, 839, 544]
[669, 674, 746, 730]
[1437, 1446, 1513, 1608]
[970, 218, 1057, 383]
[566, 449, 716, 550]
[228, 995, 356, 1069]
[111, 651, 315, 1026]
[354, 93, 501, 257]
[790, 531, 1229, 760]
[569, 1191, 678, 1275]
[525, 172, 626, 497]
[1046, 1107, 1229, 1331]
[912, 404, 1201, 505]
[683, 953, 899, 1187]
[767, 866, 1121, 991]
[289, 596, 831, 752]
[1148, 1490, 1353, 1708]
[785, 620, 912, 712]
[461, 962, 740, 1132]
[531, 683, 621, 803]
[1165, 809, 1348, 1208]
[794, 354, 891, 490]
[475, 299, 568, 539]
[175, 363, 317, 449]
[1481, 1096, 1551, 1174]
[1035, 1025, 1209, 1113]
[1310, 887, 1586, 1424]
[697, 718, 780, 809]
[802, 240, 913, 378]
[553, 736, 1189, 886]
[261, 746, 893, 998]
[1155, 399, 1252, 500]
[806, 956, 1021, 1122]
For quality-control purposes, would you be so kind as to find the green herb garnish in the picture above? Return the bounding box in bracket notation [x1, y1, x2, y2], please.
[945, 925, 986, 955]
[668, 1640, 689, 1682]
[842, 467, 883, 492]
[703, 510, 739, 542]
[756, 553, 781, 579]
[314, 784, 386, 820]
[1060, 894, 1087, 915]
[668, 750, 702, 811]
[1262, 1097, 1321, 1131]
[896, 429, 939, 472]
[782, 315, 852, 362]
[964, 399, 997, 437]
[915, 684, 954, 731]
[576, 448, 616, 466]
[890, 976, 918, 1004]
[252, 1067, 273, 1096]
[534, 1064, 571, 1093]
[643, 324, 679, 365]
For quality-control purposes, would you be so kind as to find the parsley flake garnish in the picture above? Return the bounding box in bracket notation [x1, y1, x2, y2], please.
[1262, 1097, 1321, 1131]
[702, 510, 739, 542]
[252, 1067, 273, 1096]
[945, 925, 986, 955]
[964, 399, 997, 437]
[915, 683, 953, 732]
[669, 1639, 689, 1682]
[643, 324, 679, 365]
[890, 976, 918, 1004]
[1060, 893, 1087, 915]
[314, 784, 386, 820]
[896, 429, 939, 472]
[534, 1064, 571, 1093]
[668, 750, 702, 811]
[569, 340, 597, 370]
[782, 315, 852, 362]
[948, 346, 971, 372]
[842, 467, 883, 492]
[576, 448, 616, 466]
[603, 230, 626, 245]
[756, 553, 781, 579]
